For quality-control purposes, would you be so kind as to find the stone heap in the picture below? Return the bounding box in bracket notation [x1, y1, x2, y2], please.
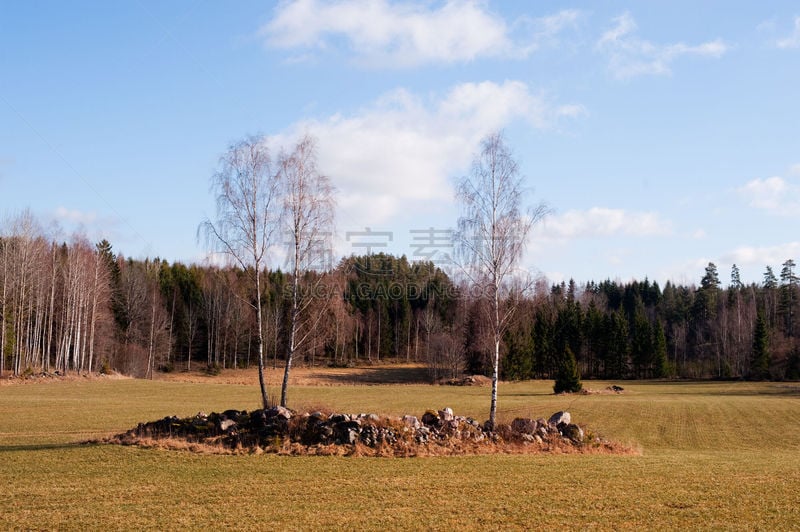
[116, 406, 591, 455]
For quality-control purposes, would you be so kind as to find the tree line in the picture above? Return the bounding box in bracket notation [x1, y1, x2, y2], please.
[498, 262, 800, 382]
[2, 210, 797, 382]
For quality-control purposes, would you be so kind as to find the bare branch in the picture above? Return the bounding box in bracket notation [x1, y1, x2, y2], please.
[199, 135, 280, 408]
[453, 131, 550, 427]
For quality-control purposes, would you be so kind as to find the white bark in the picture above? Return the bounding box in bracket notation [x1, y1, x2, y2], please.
[201, 136, 280, 409]
[455, 132, 548, 427]
[279, 134, 335, 407]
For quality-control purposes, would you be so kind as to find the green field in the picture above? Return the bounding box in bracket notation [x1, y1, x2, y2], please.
[1, 376, 799, 530]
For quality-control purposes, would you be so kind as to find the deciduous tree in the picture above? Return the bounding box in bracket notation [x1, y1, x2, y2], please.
[201, 136, 280, 408]
[279, 134, 335, 407]
[454, 131, 548, 428]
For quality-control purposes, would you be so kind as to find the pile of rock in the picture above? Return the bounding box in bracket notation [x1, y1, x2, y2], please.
[115, 407, 592, 455]
[511, 411, 584, 444]
[440, 375, 492, 386]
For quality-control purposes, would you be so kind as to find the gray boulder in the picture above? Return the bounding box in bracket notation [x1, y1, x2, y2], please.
[266, 406, 293, 420]
[403, 415, 421, 429]
[421, 411, 440, 426]
[334, 420, 361, 445]
[548, 411, 571, 428]
[511, 418, 538, 435]
[438, 407, 455, 421]
[219, 418, 237, 432]
[360, 424, 380, 446]
[562, 423, 584, 443]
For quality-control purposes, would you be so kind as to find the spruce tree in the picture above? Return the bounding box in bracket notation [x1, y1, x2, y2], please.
[763, 266, 778, 289]
[750, 312, 770, 380]
[604, 311, 629, 379]
[730, 264, 743, 290]
[779, 259, 798, 337]
[502, 325, 533, 380]
[786, 349, 800, 381]
[554, 346, 582, 394]
[631, 308, 652, 378]
[652, 320, 669, 378]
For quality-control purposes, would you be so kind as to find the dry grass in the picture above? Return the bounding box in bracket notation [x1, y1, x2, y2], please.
[152, 363, 432, 386]
[1, 375, 799, 529]
[108, 425, 632, 458]
[0, 370, 130, 386]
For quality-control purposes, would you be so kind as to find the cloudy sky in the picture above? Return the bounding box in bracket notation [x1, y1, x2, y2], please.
[2, 1, 799, 286]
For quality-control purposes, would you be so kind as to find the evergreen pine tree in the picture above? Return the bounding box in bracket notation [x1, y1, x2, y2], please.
[631, 308, 652, 378]
[763, 266, 779, 328]
[502, 325, 533, 380]
[750, 312, 770, 380]
[730, 264, 743, 290]
[604, 311, 629, 379]
[652, 320, 669, 378]
[763, 266, 778, 289]
[584, 300, 604, 378]
[779, 259, 798, 337]
[97, 239, 129, 334]
[785, 349, 800, 381]
[700, 262, 721, 290]
[554, 346, 582, 394]
[532, 310, 555, 378]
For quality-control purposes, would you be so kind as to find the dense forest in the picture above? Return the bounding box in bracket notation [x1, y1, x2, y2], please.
[2, 210, 799, 381]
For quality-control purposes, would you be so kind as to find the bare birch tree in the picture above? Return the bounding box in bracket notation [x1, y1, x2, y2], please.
[278, 134, 335, 407]
[455, 131, 548, 428]
[200, 136, 280, 408]
[0, 235, 6, 377]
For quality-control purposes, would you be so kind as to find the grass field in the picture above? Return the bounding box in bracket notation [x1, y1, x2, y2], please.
[1, 368, 799, 530]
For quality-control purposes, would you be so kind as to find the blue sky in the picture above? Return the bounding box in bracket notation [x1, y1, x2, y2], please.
[2, 1, 799, 286]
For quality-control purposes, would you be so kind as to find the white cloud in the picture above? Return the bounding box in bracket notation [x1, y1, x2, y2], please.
[738, 176, 800, 216]
[790, 163, 800, 176]
[656, 244, 800, 286]
[597, 11, 638, 48]
[722, 242, 800, 268]
[50, 207, 125, 247]
[777, 16, 800, 49]
[262, 0, 581, 67]
[54, 206, 98, 226]
[279, 80, 583, 226]
[597, 11, 727, 79]
[657, 257, 715, 286]
[537, 207, 673, 240]
[756, 18, 777, 34]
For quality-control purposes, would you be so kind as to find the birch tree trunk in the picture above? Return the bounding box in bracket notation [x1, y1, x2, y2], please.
[279, 134, 335, 408]
[455, 132, 548, 428]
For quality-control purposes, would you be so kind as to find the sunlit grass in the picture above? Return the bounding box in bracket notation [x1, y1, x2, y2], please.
[1, 376, 799, 529]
